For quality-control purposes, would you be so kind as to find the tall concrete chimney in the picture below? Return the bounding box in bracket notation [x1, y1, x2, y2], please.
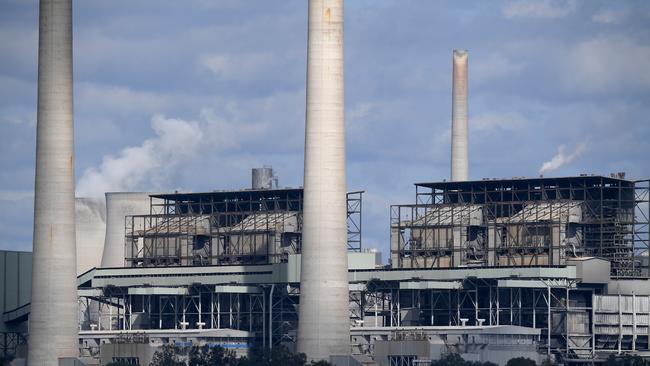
[297, 0, 349, 361]
[451, 49, 469, 181]
[28, 0, 78, 364]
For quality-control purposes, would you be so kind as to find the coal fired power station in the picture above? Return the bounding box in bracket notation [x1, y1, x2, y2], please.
[2, 1, 649, 366]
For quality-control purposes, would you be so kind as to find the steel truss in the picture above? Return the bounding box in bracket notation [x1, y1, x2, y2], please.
[348, 278, 598, 363]
[391, 177, 646, 277]
[0, 332, 26, 360]
[124, 189, 364, 267]
[347, 191, 364, 252]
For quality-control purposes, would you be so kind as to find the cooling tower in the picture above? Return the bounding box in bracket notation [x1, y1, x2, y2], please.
[297, 0, 350, 361]
[100, 192, 152, 268]
[28, 0, 79, 364]
[451, 49, 469, 181]
[76, 197, 106, 274]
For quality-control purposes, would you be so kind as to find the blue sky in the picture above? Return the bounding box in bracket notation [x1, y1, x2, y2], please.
[1, 0, 649, 256]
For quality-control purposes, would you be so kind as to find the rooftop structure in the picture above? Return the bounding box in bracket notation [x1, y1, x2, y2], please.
[123, 188, 363, 268]
[391, 176, 649, 278]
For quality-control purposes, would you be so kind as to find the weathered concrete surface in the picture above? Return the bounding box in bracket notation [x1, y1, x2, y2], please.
[451, 49, 469, 181]
[28, 0, 79, 364]
[297, 0, 350, 361]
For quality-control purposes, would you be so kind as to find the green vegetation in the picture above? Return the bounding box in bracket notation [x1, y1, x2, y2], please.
[506, 358, 538, 366]
[430, 354, 552, 366]
[147, 346, 650, 366]
[149, 344, 333, 366]
[187, 344, 238, 366]
[430, 353, 497, 366]
[603, 354, 650, 366]
[150, 344, 185, 366]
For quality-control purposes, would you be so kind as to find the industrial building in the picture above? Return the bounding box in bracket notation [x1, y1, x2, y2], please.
[4, 173, 649, 365]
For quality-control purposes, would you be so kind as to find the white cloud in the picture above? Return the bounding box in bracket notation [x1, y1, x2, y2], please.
[348, 103, 374, 122]
[472, 111, 527, 131]
[564, 36, 650, 92]
[472, 53, 525, 84]
[76, 82, 172, 115]
[503, 0, 576, 19]
[592, 9, 627, 24]
[0, 190, 33, 202]
[539, 141, 588, 175]
[199, 52, 276, 81]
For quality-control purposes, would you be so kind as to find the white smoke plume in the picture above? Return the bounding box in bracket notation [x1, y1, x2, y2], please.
[76, 114, 204, 198]
[539, 141, 588, 175]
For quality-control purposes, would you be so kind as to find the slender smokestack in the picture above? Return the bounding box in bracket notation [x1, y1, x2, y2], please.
[28, 0, 78, 363]
[451, 49, 469, 181]
[297, 0, 349, 361]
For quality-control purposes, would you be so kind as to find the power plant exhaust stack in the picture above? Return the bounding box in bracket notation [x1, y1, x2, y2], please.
[297, 0, 350, 361]
[451, 49, 469, 181]
[28, 0, 79, 363]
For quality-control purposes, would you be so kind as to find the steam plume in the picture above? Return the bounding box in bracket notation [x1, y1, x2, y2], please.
[539, 141, 587, 175]
[77, 114, 203, 197]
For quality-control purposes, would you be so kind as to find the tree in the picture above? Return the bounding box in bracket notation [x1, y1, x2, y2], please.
[188, 344, 238, 366]
[234, 345, 332, 366]
[150, 343, 334, 366]
[506, 358, 537, 366]
[603, 354, 650, 366]
[150, 344, 185, 366]
[241, 345, 307, 366]
[310, 361, 334, 366]
[430, 353, 497, 366]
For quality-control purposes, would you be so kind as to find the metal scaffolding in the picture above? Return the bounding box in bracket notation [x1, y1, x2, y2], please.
[125, 189, 303, 267]
[124, 189, 364, 267]
[347, 191, 364, 252]
[391, 176, 648, 277]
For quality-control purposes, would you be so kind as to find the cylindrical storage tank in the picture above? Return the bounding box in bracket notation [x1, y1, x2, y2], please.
[75, 197, 106, 274]
[100, 192, 153, 268]
[298, 0, 350, 361]
[451, 49, 469, 181]
[28, 0, 79, 363]
[252, 167, 274, 189]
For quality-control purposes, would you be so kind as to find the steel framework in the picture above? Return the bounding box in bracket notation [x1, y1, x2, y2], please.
[78, 278, 611, 363]
[391, 176, 648, 277]
[124, 189, 364, 267]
